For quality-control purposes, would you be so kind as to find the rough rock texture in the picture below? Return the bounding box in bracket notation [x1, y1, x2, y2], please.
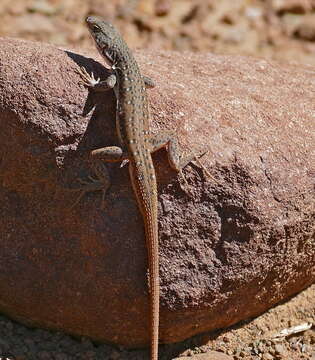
[0, 37, 314, 348]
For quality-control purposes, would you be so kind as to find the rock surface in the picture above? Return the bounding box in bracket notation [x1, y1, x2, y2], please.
[0, 37, 314, 348]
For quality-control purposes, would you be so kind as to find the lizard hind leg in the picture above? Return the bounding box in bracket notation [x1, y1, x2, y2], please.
[68, 160, 111, 210]
[70, 146, 127, 209]
[87, 146, 129, 208]
[69, 146, 129, 210]
[147, 131, 210, 186]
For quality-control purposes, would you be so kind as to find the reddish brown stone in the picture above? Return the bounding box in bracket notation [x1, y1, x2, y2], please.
[0, 37, 313, 348]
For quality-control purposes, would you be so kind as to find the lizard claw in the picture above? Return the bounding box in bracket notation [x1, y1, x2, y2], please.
[120, 159, 129, 168]
[77, 66, 100, 87]
[193, 149, 218, 183]
[77, 66, 117, 92]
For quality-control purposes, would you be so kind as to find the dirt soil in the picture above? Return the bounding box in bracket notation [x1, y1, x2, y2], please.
[0, 0, 313, 359]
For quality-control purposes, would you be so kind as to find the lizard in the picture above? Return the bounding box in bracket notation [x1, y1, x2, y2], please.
[78, 15, 209, 360]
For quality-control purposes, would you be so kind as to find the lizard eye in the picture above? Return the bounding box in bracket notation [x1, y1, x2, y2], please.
[92, 24, 100, 32]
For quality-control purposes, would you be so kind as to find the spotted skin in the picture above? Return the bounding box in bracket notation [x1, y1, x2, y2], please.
[81, 15, 205, 360]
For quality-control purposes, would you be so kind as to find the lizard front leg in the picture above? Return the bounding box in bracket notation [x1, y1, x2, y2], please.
[77, 66, 117, 91]
[71, 69, 125, 208]
[78, 66, 155, 91]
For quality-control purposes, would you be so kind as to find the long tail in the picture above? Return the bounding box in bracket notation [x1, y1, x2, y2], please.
[129, 161, 159, 360]
[145, 211, 159, 360]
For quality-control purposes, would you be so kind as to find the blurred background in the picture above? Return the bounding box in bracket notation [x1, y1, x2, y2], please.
[1, 0, 315, 66]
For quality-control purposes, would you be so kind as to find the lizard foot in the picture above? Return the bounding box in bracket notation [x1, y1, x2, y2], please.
[193, 149, 218, 183]
[77, 66, 100, 87]
[178, 149, 217, 194]
[77, 66, 116, 92]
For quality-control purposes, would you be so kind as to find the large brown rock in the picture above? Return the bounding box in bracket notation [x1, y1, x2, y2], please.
[0, 37, 313, 348]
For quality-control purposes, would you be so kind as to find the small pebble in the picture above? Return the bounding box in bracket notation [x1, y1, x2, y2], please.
[186, 349, 194, 356]
[274, 344, 285, 355]
[262, 353, 273, 360]
[258, 342, 265, 353]
[199, 345, 209, 353]
[223, 336, 230, 343]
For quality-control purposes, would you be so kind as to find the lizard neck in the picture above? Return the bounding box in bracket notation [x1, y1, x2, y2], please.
[113, 57, 149, 152]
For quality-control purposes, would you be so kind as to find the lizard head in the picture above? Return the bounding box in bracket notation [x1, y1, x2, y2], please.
[85, 16, 126, 69]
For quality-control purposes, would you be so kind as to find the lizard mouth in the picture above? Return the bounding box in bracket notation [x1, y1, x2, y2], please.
[102, 48, 115, 68]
